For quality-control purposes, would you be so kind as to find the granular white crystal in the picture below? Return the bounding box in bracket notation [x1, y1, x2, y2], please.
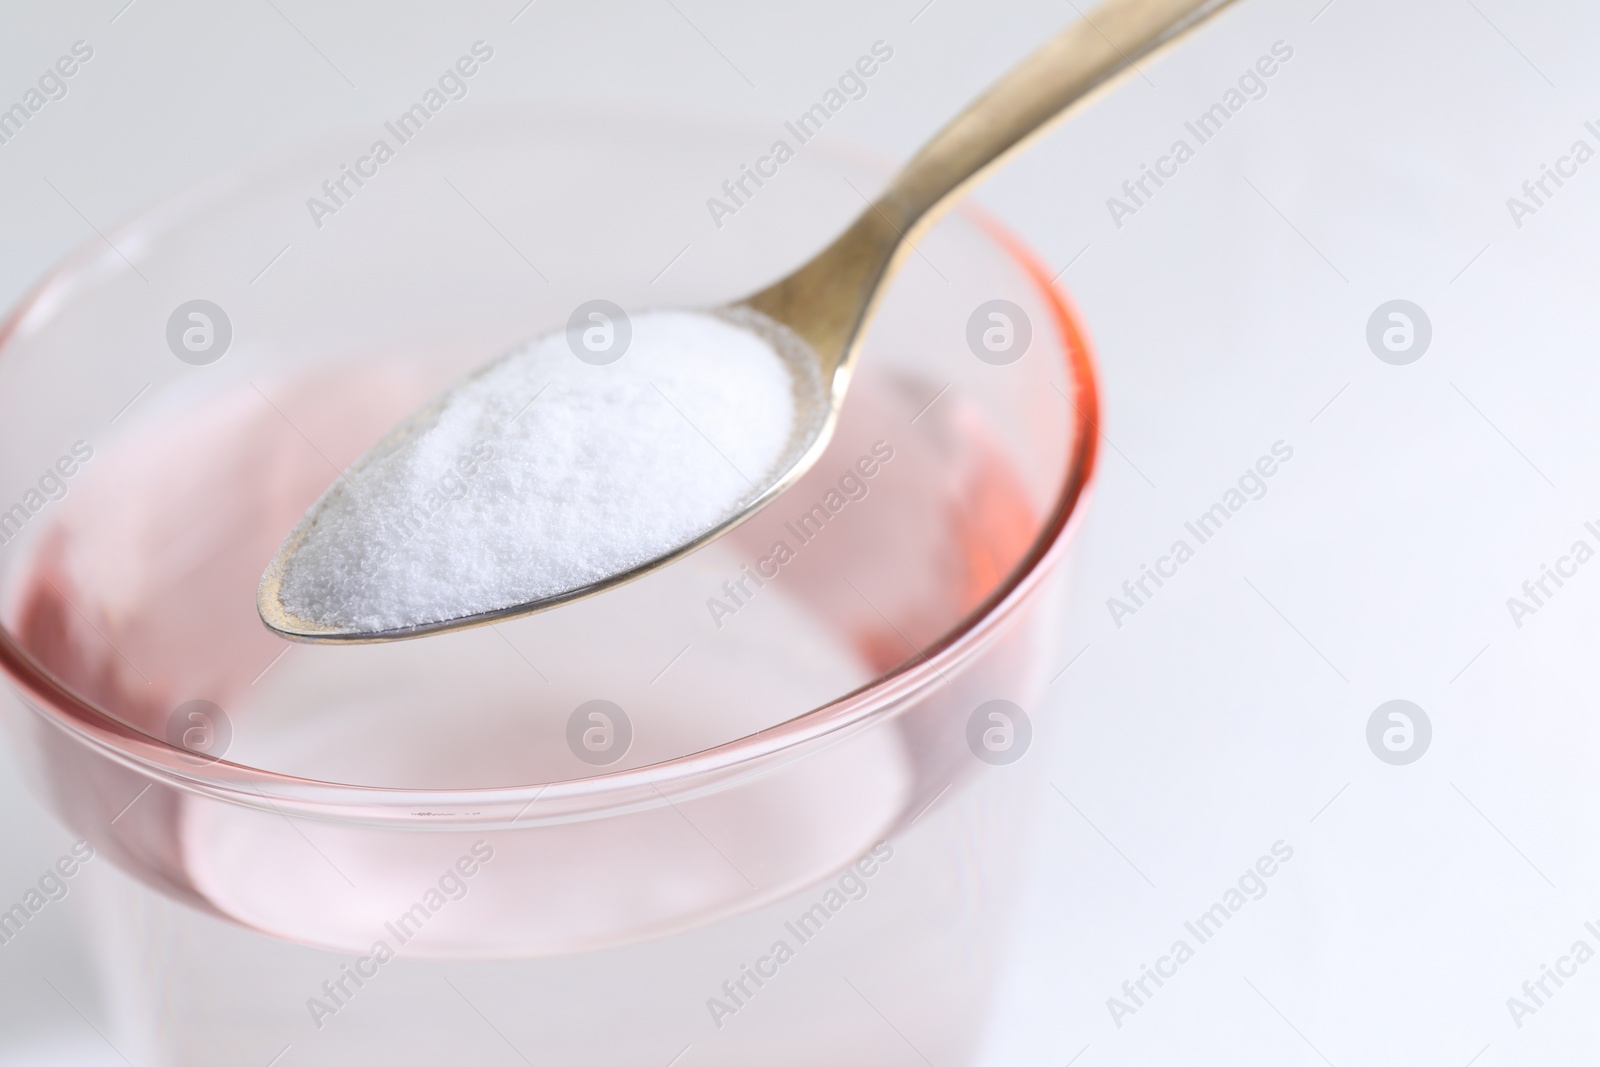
[276, 310, 813, 632]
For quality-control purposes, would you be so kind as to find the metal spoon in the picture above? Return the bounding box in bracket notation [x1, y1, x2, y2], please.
[259, 0, 1236, 643]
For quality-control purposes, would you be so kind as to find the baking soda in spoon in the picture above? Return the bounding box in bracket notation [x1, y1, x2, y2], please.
[274, 309, 819, 634]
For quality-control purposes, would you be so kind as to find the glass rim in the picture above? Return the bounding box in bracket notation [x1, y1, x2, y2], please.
[0, 207, 1099, 823]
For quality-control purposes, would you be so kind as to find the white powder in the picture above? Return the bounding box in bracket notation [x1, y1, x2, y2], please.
[276, 309, 818, 633]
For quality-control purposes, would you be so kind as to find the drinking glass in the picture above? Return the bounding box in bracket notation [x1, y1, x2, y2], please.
[0, 108, 1096, 1065]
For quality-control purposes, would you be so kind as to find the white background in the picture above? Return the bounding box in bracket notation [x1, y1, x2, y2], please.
[1, 0, 1598, 1063]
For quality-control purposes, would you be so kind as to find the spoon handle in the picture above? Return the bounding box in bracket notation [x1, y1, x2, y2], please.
[882, 0, 1236, 231]
[745, 0, 1238, 378]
